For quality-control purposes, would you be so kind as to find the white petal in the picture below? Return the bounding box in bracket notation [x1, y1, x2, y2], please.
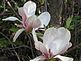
[38, 12, 50, 27]
[32, 29, 38, 42]
[54, 55, 73, 61]
[48, 40, 72, 55]
[32, 29, 47, 53]
[13, 28, 25, 42]
[43, 27, 56, 46]
[28, 15, 41, 28]
[23, 1, 36, 17]
[18, 7, 25, 17]
[69, 42, 72, 48]
[35, 41, 48, 54]
[2, 17, 19, 21]
[58, 27, 71, 42]
[59, 42, 72, 54]
[18, 7, 26, 19]
[30, 56, 45, 61]
[43, 27, 59, 51]
[43, 27, 71, 55]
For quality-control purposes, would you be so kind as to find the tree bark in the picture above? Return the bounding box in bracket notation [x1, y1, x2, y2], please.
[48, 0, 63, 27]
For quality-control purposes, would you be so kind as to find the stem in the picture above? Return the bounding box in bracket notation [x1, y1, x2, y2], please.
[5, 0, 21, 20]
[0, 32, 21, 61]
[27, 34, 34, 58]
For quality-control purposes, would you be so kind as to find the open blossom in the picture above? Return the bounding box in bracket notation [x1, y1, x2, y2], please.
[2, 1, 50, 42]
[31, 27, 73, 61]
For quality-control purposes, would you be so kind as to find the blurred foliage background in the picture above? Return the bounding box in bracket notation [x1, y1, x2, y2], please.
[0, 0, 81, 61]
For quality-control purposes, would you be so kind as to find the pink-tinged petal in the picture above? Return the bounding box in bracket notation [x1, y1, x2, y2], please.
[18, 7, 27, 22]
[13, 28, 25, 42]
[32, 29, 47, 53]
[38, 12, 50, 27]
[43, 27, 71, 55]
[54, 55, 73, 61]
[2, 16, 19, 21]
[23, 1, 36, 17]
[30, 56, 46, 61]
[24, 15, 41, 32]
[35, 41, 48, 54]
[23, 20, 32, 32]
[27, 15, 41, 28]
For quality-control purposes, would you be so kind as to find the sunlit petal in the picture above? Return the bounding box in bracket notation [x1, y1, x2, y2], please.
[38, 12, 50, 27]
[58, 27, 71, 42]
[54, 55, 73, 61]
[2, 16, 19, 21]
[32, 29, 47, 53]
[23, 1, 36, 17]
[32, 29, 38, 42]
[35, 41, 48, 54]
[28, 15, 41, 28]
[43, 27, 56, 46]
[60, 42, 72, 54]
[13, 28, 25, 42]
[18, 7, 27, 21]
[47, 39, 70, 55]
[43, 27, 71, 55]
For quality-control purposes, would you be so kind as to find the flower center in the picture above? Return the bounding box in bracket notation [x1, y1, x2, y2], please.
[45, 58, 57, 61]
[43, 49, 53, 60]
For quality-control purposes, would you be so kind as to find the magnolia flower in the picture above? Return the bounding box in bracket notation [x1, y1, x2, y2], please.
[2, 1, 50, 42]
[31, 27, 73, 61]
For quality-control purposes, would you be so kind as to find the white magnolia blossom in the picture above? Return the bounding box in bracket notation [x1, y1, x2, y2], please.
[2, 1, 50, 42]
[31, 27, 73, 61]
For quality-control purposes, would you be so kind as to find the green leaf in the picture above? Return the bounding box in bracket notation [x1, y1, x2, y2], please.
[13, 40, 23, 45]
[39, 0, 45, 4]
[64, 0, 67, 3]
[65, 16, 73, 29]
[69, 25, 74, 30]
[9, 26, 19, 32]
[0, 38, 9, 47]
[37, 32, 43, 37]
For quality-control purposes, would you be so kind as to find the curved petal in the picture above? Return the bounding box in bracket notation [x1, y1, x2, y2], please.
[38, 12, 50, 27]
[60, 42, 72, 54]
[43, 27, 56, 46]
[13, 28, 25, 42]
[30, 56, 45, 61]
[35, 41, 48, 54]
[32, 29, 47, 53]
[2, 16, 19, 21]
[54, 55, 73, 61]
[58, 27, 71, 42]
[18, 7, 27, 21]
[43, 27, 71, 55]
[32, 29, 38, 42]
[28, 15, 41, 28]
[48, 42, 72, 55]
[23, 1, 36, 17]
